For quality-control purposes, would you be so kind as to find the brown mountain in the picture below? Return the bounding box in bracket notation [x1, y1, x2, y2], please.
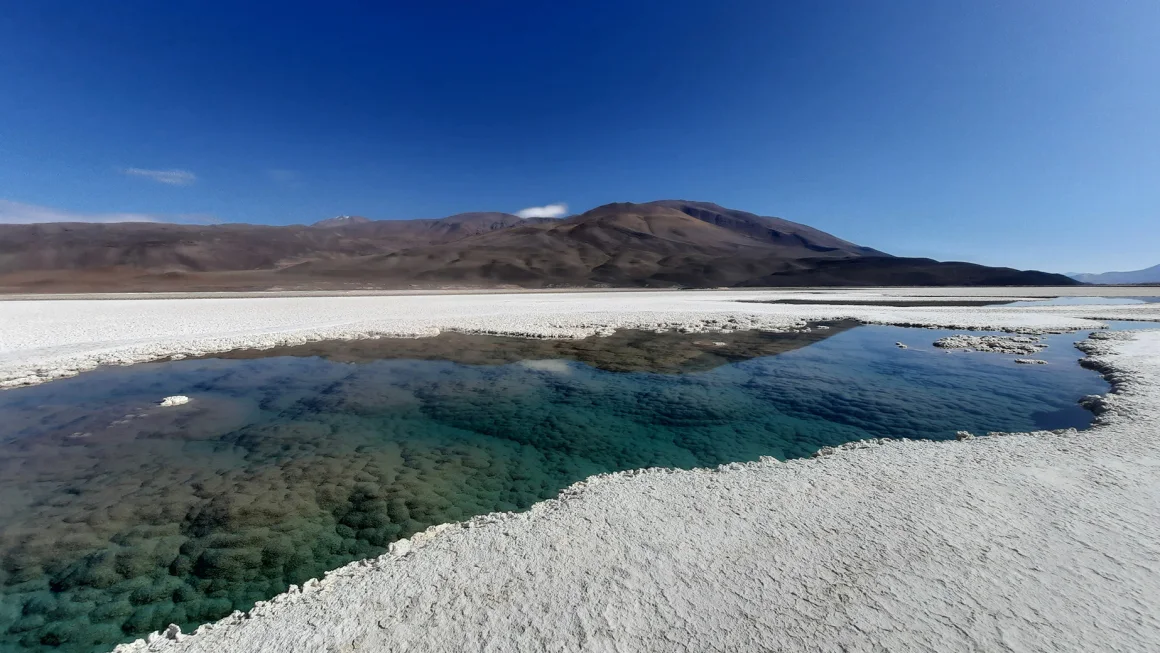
[0, 212, 522, 276]
[0, 201, 1075, 292]
[284, 202, 845, 286]
[647, 200, 888, 256]
[333, 212, 525, 243]
[285, 202, 1072, 288]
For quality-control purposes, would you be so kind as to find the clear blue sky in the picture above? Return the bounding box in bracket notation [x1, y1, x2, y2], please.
[1, 1, 1157, 273]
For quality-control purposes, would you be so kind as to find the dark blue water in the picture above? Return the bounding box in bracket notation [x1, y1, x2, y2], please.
[0, 325, 1109, 652]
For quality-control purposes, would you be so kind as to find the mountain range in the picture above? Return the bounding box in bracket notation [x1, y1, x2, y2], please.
[1068, 264, 1160, 285]
[0, 200, 1075, 292]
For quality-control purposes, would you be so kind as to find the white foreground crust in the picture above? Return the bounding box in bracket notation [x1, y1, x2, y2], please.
[112, 329, 1160, 653]
[39, 290, 1147, 653]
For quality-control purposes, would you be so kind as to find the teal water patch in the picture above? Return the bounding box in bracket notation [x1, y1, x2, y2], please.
[0, 326, 1108, 652]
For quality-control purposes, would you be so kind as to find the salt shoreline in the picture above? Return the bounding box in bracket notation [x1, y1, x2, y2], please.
[112, 326, 1160, 653]
[2, 288, 1158, 652]
[3, 288, 1160, 389]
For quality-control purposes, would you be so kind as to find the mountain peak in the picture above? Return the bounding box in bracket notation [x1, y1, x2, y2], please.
[312, 215, 372, 228]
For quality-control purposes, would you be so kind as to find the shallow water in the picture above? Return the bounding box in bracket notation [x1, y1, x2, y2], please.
[1003, 296, 1159, 306]
[1102, 320, 1160, 330]
[0, 325, 1109, 652]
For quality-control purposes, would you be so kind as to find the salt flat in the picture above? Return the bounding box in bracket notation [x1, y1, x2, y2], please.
[3, 287, 1159, 389]
[2, 288, 1159, 652]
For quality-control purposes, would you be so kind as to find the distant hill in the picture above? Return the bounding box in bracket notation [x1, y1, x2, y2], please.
[0, 212, 523, 276]
[1069, 264, 1160, 285]
[0, 201, 1077, 292]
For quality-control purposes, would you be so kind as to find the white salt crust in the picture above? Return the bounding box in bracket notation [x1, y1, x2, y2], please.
[3, 288, 1159, 389]
[2, 288, 1159, 652]
[108, 326, 1160, 653]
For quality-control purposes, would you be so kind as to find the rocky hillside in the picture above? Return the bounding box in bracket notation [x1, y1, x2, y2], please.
[0, 201, 1077, 291]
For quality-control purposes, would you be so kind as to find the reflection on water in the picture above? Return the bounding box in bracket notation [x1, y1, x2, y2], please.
[0, 325, 1108, 652]
[206, 321, 859, 373]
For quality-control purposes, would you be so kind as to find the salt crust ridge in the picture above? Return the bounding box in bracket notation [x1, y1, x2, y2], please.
[109, 326, 1160, 652]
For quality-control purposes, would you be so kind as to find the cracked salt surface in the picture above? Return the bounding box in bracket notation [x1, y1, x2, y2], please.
[2, 289, 1159, 652]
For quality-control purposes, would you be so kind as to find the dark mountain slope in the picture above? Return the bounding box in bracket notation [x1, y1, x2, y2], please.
[738, 256, 1076, 287]
[647, 200, 888, 256]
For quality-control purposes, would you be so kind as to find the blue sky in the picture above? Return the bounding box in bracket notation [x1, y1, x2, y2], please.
[0, 1, 1157, 273]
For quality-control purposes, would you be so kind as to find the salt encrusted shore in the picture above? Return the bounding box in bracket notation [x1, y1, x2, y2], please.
[2, 288, 1159, 652]
[3, 288, 1160, 388]
[112, 327, 1160, 652]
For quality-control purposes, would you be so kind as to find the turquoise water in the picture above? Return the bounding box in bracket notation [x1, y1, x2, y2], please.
[0, 325, 1109, 652]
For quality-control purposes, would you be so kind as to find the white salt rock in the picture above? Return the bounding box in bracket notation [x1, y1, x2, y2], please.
[159, 395, 190, 407]
[389, 539, 412, 556]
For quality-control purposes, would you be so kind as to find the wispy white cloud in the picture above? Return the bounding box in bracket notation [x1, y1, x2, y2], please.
[516, 202, 568, 219]
[0, 199, 217, 225]
[122, 167, 197, 186]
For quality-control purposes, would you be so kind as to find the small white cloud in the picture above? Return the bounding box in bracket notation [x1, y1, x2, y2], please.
[0, 199, 217, 225]
[123, 167, 197, 186]
[516, 202, 568, 219]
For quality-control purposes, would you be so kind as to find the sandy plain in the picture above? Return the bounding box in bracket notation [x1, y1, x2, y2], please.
[1, 288, 1158, 652]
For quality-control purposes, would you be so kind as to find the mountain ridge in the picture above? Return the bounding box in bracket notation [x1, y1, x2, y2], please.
[312, 215, 372, 228]
[0, 200, 1076, 291]
[1069, 264, 1160, 285]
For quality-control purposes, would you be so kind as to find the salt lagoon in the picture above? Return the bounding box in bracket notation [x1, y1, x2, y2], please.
[0, 288, 1157, 652]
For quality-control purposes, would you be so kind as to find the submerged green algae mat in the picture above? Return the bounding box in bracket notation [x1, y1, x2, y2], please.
[0, 325, 1108, 652]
